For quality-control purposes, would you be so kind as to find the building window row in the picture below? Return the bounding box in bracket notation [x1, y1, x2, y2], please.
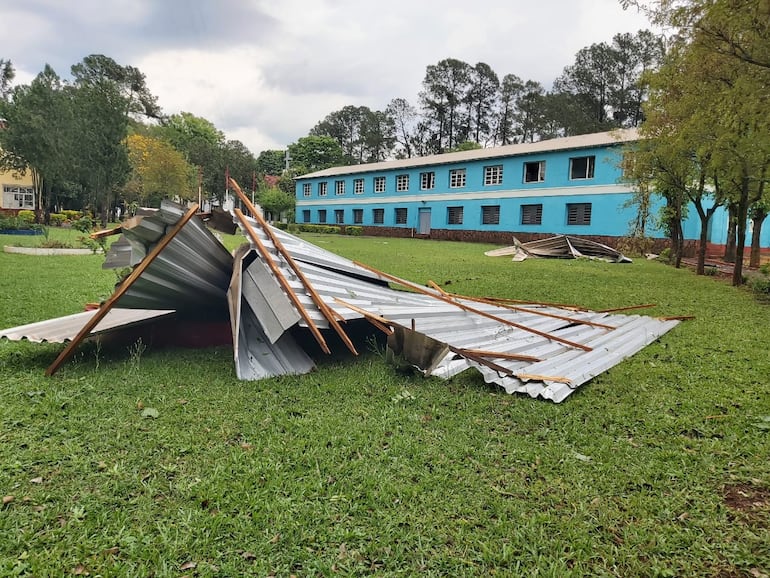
[304, 155, 596, 197]
[302, 202, 591, 227]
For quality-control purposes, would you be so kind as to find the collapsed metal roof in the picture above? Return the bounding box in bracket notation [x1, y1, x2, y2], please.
[0, 188, 683, 402]
[485, 235, 632, 263]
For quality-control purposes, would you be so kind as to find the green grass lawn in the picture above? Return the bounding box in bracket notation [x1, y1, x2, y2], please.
[1, 231, 769, 577]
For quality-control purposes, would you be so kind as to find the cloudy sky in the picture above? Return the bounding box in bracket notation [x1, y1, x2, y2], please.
[1, 0, 651, 155]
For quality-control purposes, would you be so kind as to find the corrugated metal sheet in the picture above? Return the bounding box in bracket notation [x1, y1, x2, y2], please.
[103, 200, 233, 316]
[231, 213, 680, 402]
[0, 308, 176, 343]
[227, 245, 314, 380]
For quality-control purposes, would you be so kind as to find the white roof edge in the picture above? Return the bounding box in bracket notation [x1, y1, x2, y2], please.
[297, 128, 639, 180]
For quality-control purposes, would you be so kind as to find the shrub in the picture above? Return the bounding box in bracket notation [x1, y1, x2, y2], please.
[0, 215, 19, 230]
[345, 226, 363, 236]
[18, 210, 36, 225]
[760, 262, 770, 276]
[72, 215, 95, 233]
[49, 213, 67, 226]
[62, 210, 81, 221]
[616, 235, 653, 257]
[273, 222, 289, 230]
[749, 275, 770, 301]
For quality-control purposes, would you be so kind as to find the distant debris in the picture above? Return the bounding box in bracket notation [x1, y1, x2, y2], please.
[486, 235, 632, 263]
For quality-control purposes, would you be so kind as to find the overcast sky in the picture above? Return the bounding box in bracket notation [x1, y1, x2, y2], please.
[1, 0, 651, 155]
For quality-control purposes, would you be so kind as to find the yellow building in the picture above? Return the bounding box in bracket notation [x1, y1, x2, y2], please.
[0, 165, 34, 214]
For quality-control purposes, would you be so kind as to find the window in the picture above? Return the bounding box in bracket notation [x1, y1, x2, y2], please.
[521, 204, 543, 225]
[570, 156, 595, 180]
[354, 178, 364, 194]
[420, 171, 435, 190]
[484, 165, 503, 186]
[396, 174, 409, 192]
[374, 176, 386, 193]
[318, 209, 327, 223]
[523, 161, 546, 183]
[373, 208, 384, 224]
[318, 182, 328, 196]
[481, 205, 500, 225]
[335, 180, 345, 195]
[335, 209, 344, 224]
[353, 208, 363, 224]
[395, 207, 407, 224]
[447, 206, 464, 225]
[2, 185, 34, 209]
[302, 209, 311, 222]
[302, 183, 311, 197]
[449, 169, 466, 188]
[567, 203, 592, 225]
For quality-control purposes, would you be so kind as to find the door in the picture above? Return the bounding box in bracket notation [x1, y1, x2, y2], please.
[418, 208, 431, 235]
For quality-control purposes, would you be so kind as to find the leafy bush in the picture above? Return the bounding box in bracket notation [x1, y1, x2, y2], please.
[49, 213, 67, 226]
[750, 275, 770, 301]
[18, 210, 36, 225]
[0, 215, 19, 230]
[273, 222, 289, 230]
[62, 210, 81, 221]
[616, 235, 653, 256]
[296, 224, 341, 235]
[760, 262, 770, 276]
[345, 226, 363, 236]
[72, 215, 95, 233]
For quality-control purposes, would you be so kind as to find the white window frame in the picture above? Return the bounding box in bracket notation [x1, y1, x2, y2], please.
[569, 156, 595, 180]
[523, 161, 546, 183]
[335, 180, 345, 195]
[396, 174, 409, 192]
[302, 183, 311, 197]
[374, 176, 386, 193]
[420, 172, 435, 190]
[483, 165, 503, 186]
[318, 182, 327, 197]
[354, 178, 364, 194]
[449, 169, 466, 189]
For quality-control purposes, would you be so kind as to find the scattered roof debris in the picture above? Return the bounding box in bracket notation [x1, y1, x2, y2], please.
[486, 235, 632, 263]
[0, 183, 682, 402]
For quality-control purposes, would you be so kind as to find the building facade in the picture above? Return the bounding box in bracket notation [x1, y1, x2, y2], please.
[294, 129, 769, 249]
[0, 164, 34, 215]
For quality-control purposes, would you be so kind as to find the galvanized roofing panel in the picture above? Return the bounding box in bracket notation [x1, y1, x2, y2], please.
[105, 201, 234, 315]
[0, 308, 176, 343]
[299, 129, 638, 179]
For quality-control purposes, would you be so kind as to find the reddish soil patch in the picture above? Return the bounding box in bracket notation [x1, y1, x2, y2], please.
[723, 483, 770, 524]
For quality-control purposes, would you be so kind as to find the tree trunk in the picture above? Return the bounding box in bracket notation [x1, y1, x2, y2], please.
[749, 209, 766, 268]
[724, 206, 737, 263]
[732, 177, 750, 286]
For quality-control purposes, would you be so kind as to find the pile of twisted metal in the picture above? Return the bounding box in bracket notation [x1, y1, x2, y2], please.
[0, 183, 683, 403]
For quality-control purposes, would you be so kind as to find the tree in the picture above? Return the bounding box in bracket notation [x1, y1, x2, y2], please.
[258, 188, 295, 222]
[0, 65, 74, 219]
[256, 149, 287, 175]
[419, 58, 473, 152]
[68, 56, 153, 226]
[153, 112, 226, 202]
[495, 74, 524, 145]
[385, 98, 417, 158]
[71, 54, 161, 120]
[311, 105, 394, 164]
[288, 135, 344, 174]
[0, 58, 14, 101]
[634, 3, 770, 285]
[554, 30, 664, 132]
[125, 134, 195, 206]
[465, 62, 500, 145]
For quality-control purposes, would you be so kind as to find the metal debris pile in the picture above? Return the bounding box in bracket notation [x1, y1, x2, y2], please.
[0, 183, 682, 402]
[485, 235, 632, 263]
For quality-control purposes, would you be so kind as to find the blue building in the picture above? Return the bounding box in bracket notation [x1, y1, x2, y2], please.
[294, 129, 768, 250]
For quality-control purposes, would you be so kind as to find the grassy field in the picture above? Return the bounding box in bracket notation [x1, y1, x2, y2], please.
[1, 229, 769, 577]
